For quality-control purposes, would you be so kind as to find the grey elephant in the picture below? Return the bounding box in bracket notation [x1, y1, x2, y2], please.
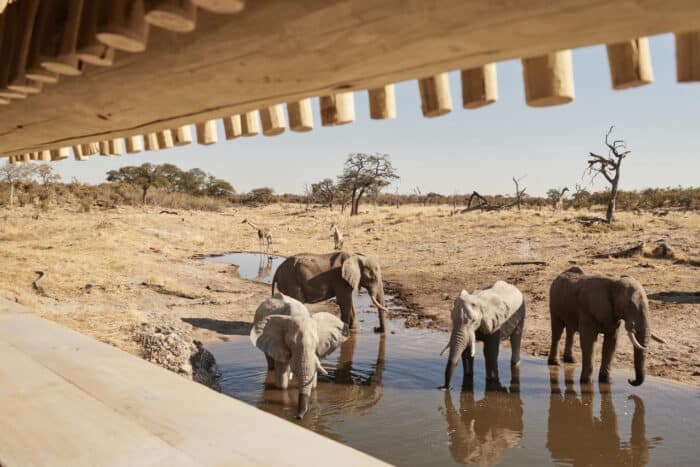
[548, 267, 663, 386]
[250, 293, 348, 419]
[440, 281, 525, 389]
[271, 252, 389, 333]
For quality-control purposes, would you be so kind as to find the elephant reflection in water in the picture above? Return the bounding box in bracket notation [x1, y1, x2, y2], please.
[441, 370, 523, 466]
[547, 366, 662, 466]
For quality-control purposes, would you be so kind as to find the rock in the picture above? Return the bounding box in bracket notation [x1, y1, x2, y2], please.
[134, 324, 220, 390]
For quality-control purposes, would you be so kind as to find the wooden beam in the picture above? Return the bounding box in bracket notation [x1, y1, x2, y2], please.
[676, 31, 700, 82]
[319, 93, 355, 126]
[223, 115, 242, 139]
[522, 50, 575, 107]
[2, 0, 700, 155]
[368, 85, 396, 120]
[286, 99, 313, 132]
[196, 120, 217, 145]
[172, 125, 193, 146]
[259, 104, 286, 136]
[461, 64, 497, 109]
[240, 111, 259, 136]
[125, 135, 144, 153]
[418, 73, 452, 117]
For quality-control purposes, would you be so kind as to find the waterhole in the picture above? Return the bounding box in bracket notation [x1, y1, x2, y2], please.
[205, 252, 700, 466]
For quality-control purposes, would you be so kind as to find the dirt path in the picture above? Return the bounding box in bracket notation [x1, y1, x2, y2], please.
[1, 204, 697, 387]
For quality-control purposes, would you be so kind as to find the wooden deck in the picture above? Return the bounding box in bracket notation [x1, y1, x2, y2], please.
[0, 298, 388, 466]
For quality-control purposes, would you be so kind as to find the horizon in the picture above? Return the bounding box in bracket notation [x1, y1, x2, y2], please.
[46, 33, 699, 198]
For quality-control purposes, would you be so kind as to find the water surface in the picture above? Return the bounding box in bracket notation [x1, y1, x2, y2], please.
[204, 252, 285, 284]
[206, 252, 700, 466]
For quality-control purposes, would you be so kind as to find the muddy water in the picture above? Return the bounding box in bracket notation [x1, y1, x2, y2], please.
[204, 252, 285, 284]
[206, 253, 700, 466]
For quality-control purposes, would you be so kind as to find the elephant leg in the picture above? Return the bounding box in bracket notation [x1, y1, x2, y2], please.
[483, 332, 501, 384]
[338, 293, 358, 330]
[579, 326, 597, 385]
[599, 329, 618, 383]
[549, 317, 564, 365]
[461, 346, 475, 390]
[265, 354, 275, 371]
[563, 327, 577, 363]
[510, 317, 523, 368]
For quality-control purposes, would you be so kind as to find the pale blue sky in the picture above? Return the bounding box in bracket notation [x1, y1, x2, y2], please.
[55, 33, 698, 197]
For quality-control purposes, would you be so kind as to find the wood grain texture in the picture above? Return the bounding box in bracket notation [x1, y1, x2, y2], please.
[2, 0, 700, 155]
[368, 85, 396, 120]
[676, 31, 700, 82]
[223, 115, 242, 139]
[461, 64, 497, 109]
[259, 104, 286, 136]
[522, 50, 575, 107]
[287, 99, 313, 132]
[418, 73, 452, 117]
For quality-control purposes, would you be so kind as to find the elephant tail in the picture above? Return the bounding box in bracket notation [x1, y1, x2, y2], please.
[271, 268, 279, 296]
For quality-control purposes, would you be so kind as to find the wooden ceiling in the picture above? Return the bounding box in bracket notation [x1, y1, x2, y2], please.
[1, 1, 700, 162]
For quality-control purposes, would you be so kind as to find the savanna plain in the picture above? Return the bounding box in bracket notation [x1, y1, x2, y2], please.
[1, 202, 698, 387]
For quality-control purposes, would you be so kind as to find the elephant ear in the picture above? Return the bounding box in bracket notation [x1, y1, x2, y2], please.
[250, 315, 292, 362]
[312, 312, 348, 358]
[341, 254, 362, 291]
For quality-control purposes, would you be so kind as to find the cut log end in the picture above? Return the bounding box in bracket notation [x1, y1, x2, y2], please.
[97, 32, 148, 53]
[145, 6, 196, 33]
[192, 0, 245, 14]
[76, 46, 115, 66]
[41, 58, 84, 76]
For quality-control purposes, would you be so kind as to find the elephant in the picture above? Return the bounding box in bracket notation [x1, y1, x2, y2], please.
[439, 281, 525, 389]
[250, 293, 348, 419]
[441, 386, 523, 466]
[548, 267, 662, 386]
[271, 251, 389, 333]
[547, 366, 658, 466]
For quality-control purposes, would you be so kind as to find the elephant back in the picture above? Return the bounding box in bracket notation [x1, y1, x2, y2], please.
[476, 281, 524, 335]
[253, 293, 309, 324]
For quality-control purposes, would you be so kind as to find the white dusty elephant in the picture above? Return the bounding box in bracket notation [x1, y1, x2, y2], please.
[440, 281, 525, 389]
[250, 293, 348, 419]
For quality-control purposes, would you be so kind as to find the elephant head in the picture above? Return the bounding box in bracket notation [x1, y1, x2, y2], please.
[614, 276, 651, 386]
[341, 253, 388, 331]
[440, 290, 484, 388]
[250, 310, 348, 419]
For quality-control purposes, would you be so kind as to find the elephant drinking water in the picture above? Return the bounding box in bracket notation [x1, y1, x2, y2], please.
[250, 293, 348, 419]
[440, 281, 526, 389]
[271, 252, 389, 333]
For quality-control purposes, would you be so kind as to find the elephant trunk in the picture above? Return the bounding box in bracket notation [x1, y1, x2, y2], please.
[627, 322, 649, 387]
[443, 327, 468, 388]
[292, 343, 318, 419]
[369, 284, 388, 333]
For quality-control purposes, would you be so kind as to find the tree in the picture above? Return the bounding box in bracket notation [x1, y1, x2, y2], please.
[311, 178, 336, 209]
[106, 163, 168, 204]
[204, 176, 235, 198]
[1, 162, 35, 207]
[337, 153, 399, 216]
[245, 187, 275, 205]
[587, 126, 629, 223]
[36, 164, 61, 189]
[512, 176, 527, 211]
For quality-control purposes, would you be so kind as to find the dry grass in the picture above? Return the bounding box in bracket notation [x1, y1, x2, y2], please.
[0, 203, 698, 386]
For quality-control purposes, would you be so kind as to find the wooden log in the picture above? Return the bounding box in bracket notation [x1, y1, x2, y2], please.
[144, 132, 160, 150]
[157, 129, 175, 148]
[40, 0, 85, 76]
[125, 135, 144, 153]
[97, 0, 150, 53]
[145, 0, 197, 33]
[286, 99, 313, 132]
[676, 31, 700, 82]
[50, 148, 70, 161]
[81, 142, 99, 155]
[76, 1, 115, 66]
[21, 153, 31, 162]
[319, 92, 355, 126]
[7, 0, 42, 93]
[39, 150, 51, 161]
[461, 64, 497, 109]
[522, 50, 575, 107]
[73, 145, 89, 161]
[240, 111, 259, 136]
[171, 125, 193, 146]
[196, 120, 218, 145]
[259, 104, 286, 136]
[368, 85, 396, 120]
[222, 115, 242, 139]
[24, 1, 61, 83]
[418, 73, 452, 117]
[8, 155, 18, 164]
[28, 152, 38, 161]
[99, 141, 110, 155]
[191, 0, 245, 14]
[606, 37, 653, 89]
[109, 139, 124, 156]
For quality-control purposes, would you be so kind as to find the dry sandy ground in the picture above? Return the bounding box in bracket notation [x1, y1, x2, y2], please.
[1, 203, 698, 387]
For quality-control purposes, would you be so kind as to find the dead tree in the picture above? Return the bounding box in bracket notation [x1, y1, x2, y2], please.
[512, 176, 527, 211]
[587, 126, 630, 223]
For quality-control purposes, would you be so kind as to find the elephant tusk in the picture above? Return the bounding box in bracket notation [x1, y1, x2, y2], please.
[370, 295, 389, 313]
[651, 333, 666, 344]
[315, 357, 328, 376]
[627, 330, 647, 351]
[440, 342, 450, 356]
